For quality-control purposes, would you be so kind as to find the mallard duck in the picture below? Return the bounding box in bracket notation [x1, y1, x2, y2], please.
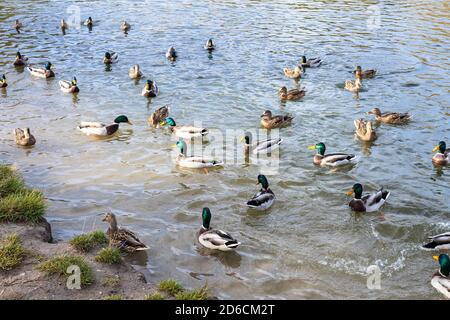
[141, 80, 159, 97]
[308, 142, 356, 166]
[103, 52, 118, 64]
[13, 52, 28, 67]
[129, 64, 143, 79]
[13, 19, 22, 33]
[368, 108, 411, 124]
[346, 183, 390, 212]
[59, 77, 79, 93]
[148, 105, 169, 127]
[84, 17, 93, 26]
[204, 39, 215, 50]
[161, 117, 208, 139]
[260, 110, 293, 129]
[345, 70, 363, 92]
[77, 115, 132, 137]
[0, 75, 7, 88]
[14, 128, 36, 146]
[242, 135, 282, 156]
[102, 212, 149, 253]
[27, 62, 55, 79]
[60, 19, 68, 29]
[432, 141, 449, 166]
[278, 86, 305, 100]
[120, 21, 130, 31]
[247, 174, 276, 210]
[423, 232, 450, 250]
[198, 208, 240, 251]
[283, 66, 303, 79]
[174, 140, 223, 170]
[300, 55, 322, 68]
[353, 66, 376, 79]
[431, 254, 450, 299]
[354, 119, 377, 142]
[166, 47, 177, 61]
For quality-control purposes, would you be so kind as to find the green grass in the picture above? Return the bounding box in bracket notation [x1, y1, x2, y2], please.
[38, 255, 94, 287]
[104, 294, 122, 300]
[0, 234, 25, 270]
[175, 284, 209, 300]
[158, 279, 184, 296]
[0, 166, 25, 197]
[69, 230, 108, 252]
[144, 292, 165, 300]
[95, 247, 121, 264]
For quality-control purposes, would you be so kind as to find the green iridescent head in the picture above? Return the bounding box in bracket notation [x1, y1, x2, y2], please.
[16, 52, 22, 59]
[164, 117, 176, 127]
[433, 141, 446, 154]
[434, 254, 450, 277]
[301, 56, 307, 64]
[308, 142, 326, 155]
[114, 115, 131, 124]
[347, 183, 363, 199]
[105, 52, 111, 59]
[45, 62, 52, 70]
[202, 207, 211, 229]
[257, 174, 269, 189]
[176, 139, 186, 154]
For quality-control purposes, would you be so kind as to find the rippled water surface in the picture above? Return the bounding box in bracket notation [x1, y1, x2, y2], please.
[1, 0, 449, 299]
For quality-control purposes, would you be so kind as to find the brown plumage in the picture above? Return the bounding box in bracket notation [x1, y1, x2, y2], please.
[260, 110, 294, 129]
[368, 108, 411, 124]
[354, 119, 377, 142]
[283, 66, 303, 79]
[148, 105, 169, 127]
[353, 66, 376, 79]
[14, 128, 36, 146]
[278, 86, 306, 101]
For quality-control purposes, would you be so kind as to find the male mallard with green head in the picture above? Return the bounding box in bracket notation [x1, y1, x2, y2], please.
[103, 52, 118, 64]
[198, 208, 240, 251]
[0, 75, 7, 88]
[174, 140, 223, 171]
[431, 254, 450, 299]
[300, 55, 322, 68]
[432, 141, 449, 165]
[13, 52, 28, 67]
[204, 39, 215, 50]
[141, 80, 159, 97]
[346, 183, 390, 212]
[78, 115, 132, 137]
[166, 47, 177, 61]
[246, 175, 276, 210]
[59, 77, 79, 93]
[102, 212, 149, 253]
[367, 108, 411, 124]
[308, 142, 356, 166]
[260, 110, 293, 129]
[27, 62, 55, 79]
[242, 135, 282, 156]
[161, 117, 208, 139]
[278, 86, 305, 101]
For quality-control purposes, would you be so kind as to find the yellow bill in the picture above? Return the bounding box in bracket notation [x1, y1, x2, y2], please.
[346, 190, 354, 196]
[433, 255, 439, 261]
[432, 145, 440, 152]
[307, 145, 316, 150]
[127, 121, 133, 125]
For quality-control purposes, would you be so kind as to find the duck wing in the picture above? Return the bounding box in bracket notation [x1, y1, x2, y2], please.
[200, 229, 240, 248]
[423, 232, 450, 249]
[321, 153, 356, 166]
[431, 276, 450, 299]
[253, 138, 282, 154]
[247, 189, 275, 209]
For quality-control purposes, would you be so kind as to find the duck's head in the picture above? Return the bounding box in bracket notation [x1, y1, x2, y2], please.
[433, 141, 446, 154]
[104, 52, 111, 59]
[16, 52, 22, 59]
[206, 39, 213, 47]
[161, 117, 176, 127]
[145, 80, 153, 90]
[88, 17, 92, 23]
[102, 212, 116, 223]
[355, 70, 362, 80]
[433, 254, 450, 277]
[301, 56, 307, 64]
[257, 174, 269, 189]
[114, 115, 132, 125]
[261, 110, 272, 119]
[71, 77, 77, 86]
[347, 183, 363, 199]
[308, 142, 326, 155]
[278, 87, 287, 95]
[241, 135, 250, 145]
[355, 65, 362, 72]
[367, 108, 381, 116]
[45, 62, 52, 70]
[201, 207, 212, 229]
[174, 139, 187, 154]
[1, 74, 6, 83]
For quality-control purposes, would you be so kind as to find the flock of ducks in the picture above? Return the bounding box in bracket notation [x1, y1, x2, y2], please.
[4, 18, 450, 299]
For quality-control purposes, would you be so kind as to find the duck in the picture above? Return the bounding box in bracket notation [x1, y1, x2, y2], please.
[27, 62, 55, 79]
[260, 110, 294, 129]
[14, 128, 36, 146]
[423, 232, 450, 250]
[345, 70, 363, 92]
[197, 208, 240, 251]
[141, 80, 159, 97]
[13, 19, 23, 33]
[242, 135, 282, 156]
[129, 64, 143, 79]
[353, 65, 376, 79]
[77, 115, 132, 137]
[120, 21, 131, 31]
[300, 55, 322, 68]
[283, 66, 303, 79]
[204, 39, 215, 50]
[174, 140, 223, 170]
[13, 52, 28, 67]
[166, 47, 177, 61]
[354, 119, 377, 142]
[161, 117, 208, 139]
[84, 17, 93, 26]
[103, 52, 118, 64]
[148, 105, 169, 127]
[278, 86, 306, 101]
[367, 108, 411, 124]
[307, 142, 356, 166]
[431, 254, 450, 299]
[102, 212, 149, 253]
[60, 19, 68, 29]
[0, 75, 7, 88]
[346, 183, 390, 212]
[59, 77, 79, 93]
[432, 141, 449, 166]
[246, 174, 276, 210]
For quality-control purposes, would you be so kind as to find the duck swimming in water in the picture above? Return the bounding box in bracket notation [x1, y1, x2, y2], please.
[14, 128, 36, 146]
[308, 142, 356, 167]
[27, 62, 55, 79]
[141, 80, 159, 97]
[197, 208, 240, 251]
[278, 86, 305, 101]
[59, 77, 79, 93]
[432, 141, 449, 166]
[103, 52, 118, 64]
[13, 52, 28, 67]
[77, 115, 132, 137]
[260, 110, 294, 129]
[346, 183, 390, 212]
[353, 65, 376, 79]
[166, 47, 177, 61]
[300, 55, 322, 68]
[204, 39, 215, 50]
[161, 117, 208, 139]
[246, 174, 276, 210]
[431, 254, 450, 299]
[367, 108, 411, 124]
[148, 105, 169, 127]
[0, 75, 7, 88]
